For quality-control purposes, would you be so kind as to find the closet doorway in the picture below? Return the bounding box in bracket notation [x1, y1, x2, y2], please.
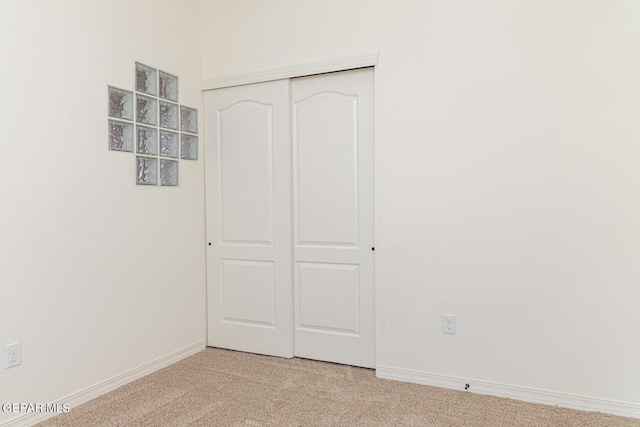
[204, 68, 375, 368]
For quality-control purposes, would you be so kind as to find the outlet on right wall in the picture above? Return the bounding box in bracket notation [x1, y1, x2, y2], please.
[200, 0, 640, 417]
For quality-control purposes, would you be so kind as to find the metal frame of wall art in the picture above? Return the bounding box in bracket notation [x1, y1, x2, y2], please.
[107, 62, 199, 186]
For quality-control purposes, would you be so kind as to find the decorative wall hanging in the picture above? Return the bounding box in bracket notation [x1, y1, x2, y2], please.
[108, 62, 198, 186]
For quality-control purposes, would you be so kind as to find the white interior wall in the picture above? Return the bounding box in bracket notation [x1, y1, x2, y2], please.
[201, 0, 640, 410]
[0, 1, 205, 424]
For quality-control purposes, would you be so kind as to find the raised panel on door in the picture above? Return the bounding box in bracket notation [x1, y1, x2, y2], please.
[297, 262, 360, 334]
[295, 92, 358, 247]
[292, 68, 375, 368]
[219, 102, 274, 246]
[205, 79, 292, 358]
[221, 259, 275, 327]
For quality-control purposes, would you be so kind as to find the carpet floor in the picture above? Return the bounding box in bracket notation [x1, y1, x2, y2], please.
[38, 348, 640, 426]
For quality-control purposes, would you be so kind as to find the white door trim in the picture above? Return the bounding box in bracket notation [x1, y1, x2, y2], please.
[201, 52, 379, 90]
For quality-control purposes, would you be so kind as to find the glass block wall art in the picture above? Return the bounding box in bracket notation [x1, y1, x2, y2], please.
[136, 125, 158, 156]
[160, 159, 179, 186]
[108, 61, 199, 186]
[108, 120, 134, 152]
[159, 130, 179, 158]
[159, 71, 178, 102]
[180, 106, 198, 134]
[136, 94, 157, 125]
[136, 156, 158, 185]
[159, 101, 179, 130]
[135, 62, 157, 96]
[108, 86, 133, 121]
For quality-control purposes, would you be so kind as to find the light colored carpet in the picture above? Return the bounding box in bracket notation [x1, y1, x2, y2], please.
[38, 348, 639, 426]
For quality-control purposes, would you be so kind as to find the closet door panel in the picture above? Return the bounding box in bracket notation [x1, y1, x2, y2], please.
[292, 68, 375, 368]
[205, 79, 292, 358]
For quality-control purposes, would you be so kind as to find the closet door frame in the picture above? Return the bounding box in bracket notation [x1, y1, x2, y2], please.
[203, 52, 379, 364]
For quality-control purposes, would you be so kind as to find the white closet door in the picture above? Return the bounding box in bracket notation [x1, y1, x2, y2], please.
[204, 79, 292, 358]
[291, 68, 375, 368]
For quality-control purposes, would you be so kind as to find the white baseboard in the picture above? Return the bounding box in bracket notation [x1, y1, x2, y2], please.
[376, 365, 640, 420]
[2, 340, 206, 427]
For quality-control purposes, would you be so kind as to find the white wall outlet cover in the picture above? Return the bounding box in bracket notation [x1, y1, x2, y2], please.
[442, 315, 456, 334]
[6, 342, 21, 368]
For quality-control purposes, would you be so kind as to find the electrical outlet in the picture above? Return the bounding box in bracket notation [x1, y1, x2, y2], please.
[442, 315, 456, 334]
[6, 342, 21, 368]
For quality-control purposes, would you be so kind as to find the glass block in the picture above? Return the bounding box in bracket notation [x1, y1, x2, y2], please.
[136, 125, 158, 156]
[135, 62, 157, 96]
[159, 101, 179, 130]
[108, 120, 134, 152]
[180, 106, 198, 134]
[136, 94, 157, 125]
[159, 130, 179, 158]
[160, 159, 179, 186]
[180, 134, 198, 160]
[159, 70, 178, 102]
[136, 156, 158, 185]
[108, 86, 133, 121]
